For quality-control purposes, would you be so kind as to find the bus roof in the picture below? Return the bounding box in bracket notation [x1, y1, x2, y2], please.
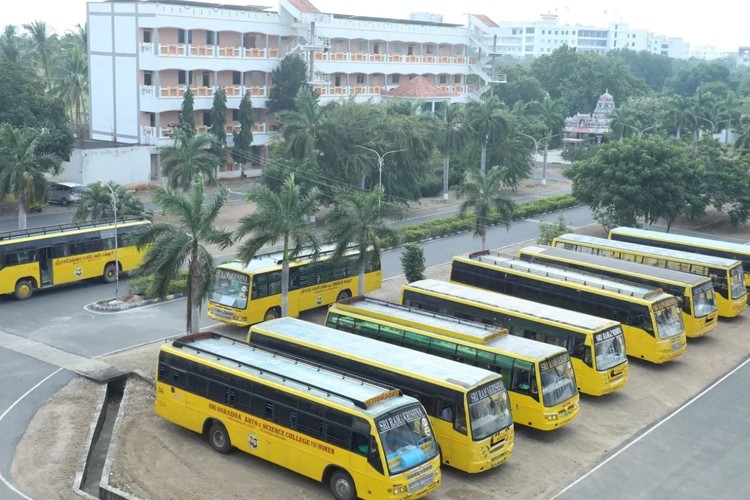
[465, 252, 667, 300]
[250, 317, 499, 389]
[332, 297, 507, 342]
[519, 245, 711, 287]
[0, 218, 150, 246]
[405, 279, 621, 332]
[610, 226, 750, 254]
[217, 244, 355, 274]
[164, 332, 411, 417]
[555, 233, 741, 268]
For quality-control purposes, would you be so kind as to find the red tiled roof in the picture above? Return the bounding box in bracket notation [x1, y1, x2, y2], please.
[473, 14, 498, 27]
[287, 0, 321, 14]
[382, 76, 452, 98]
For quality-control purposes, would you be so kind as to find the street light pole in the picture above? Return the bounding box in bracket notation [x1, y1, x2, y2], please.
[356, 145, 406, 207]
[518, 132, 559, 186]
[622, 123, 660, 139]
[693, 116, 731, 143]
[100, 181, 120, 300]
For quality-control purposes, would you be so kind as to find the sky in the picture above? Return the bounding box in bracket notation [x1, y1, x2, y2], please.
[5, 0, 749, 53]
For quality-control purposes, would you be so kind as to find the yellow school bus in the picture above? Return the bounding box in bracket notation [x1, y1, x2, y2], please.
[207, 245, 381, 326]
[518, 245, 719, 338]
[157, 332, 441, 499]
[451, 252, 687, 364]
[327, 297, 580, 430]
[399, 279, 629, 397]
[553, 233, 747, 318]
[0, 218, 150, 299]
[248, 317, 515, 474]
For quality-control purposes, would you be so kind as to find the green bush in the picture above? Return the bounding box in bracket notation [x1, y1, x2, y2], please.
[400, 243, 426, 282]
[128, 271, 189, 299]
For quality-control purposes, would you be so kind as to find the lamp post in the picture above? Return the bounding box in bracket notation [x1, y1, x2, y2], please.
[100, 180, 120, 300]
[355, 145, 405, 207]
[621, 123, 660, 139]
[693, 116, 731, 143]
[517, 132, 559, 186]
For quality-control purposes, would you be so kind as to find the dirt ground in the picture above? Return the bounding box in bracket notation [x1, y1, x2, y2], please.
[10, 169, 750, 499]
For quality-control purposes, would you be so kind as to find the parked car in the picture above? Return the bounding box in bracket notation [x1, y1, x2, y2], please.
[48, 182, 83, 206]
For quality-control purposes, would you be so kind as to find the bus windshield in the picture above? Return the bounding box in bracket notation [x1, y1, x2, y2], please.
[209, 269, 250, 309]
[654, 300, 684, 339]
[377, 405, 439, 475]
[468, 382, 512, 440]
[540, 356, 578, 407]
[692, 283, 717, 318]
[595, 327, 627, 371]
[730, 266, 746, 300]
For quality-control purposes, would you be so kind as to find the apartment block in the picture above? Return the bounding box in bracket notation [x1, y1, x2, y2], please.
[86, 0, 506, 177]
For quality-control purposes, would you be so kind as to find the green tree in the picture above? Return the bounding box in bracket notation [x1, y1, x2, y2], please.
[526, 96, 566, 174]
[231, 91, 254, 177]
[607, 48, 673, 92]
[492, 66, 547, 109]
[178, 86, 196, 136]
[664, 95, 694, 140]
[235, 174, 321, 318]
[73, 181, 151, 223]
[0, 25, 24, 63]
[457, 166, 515, 250]
[209, 86, 227, 167]
[665, 61, 731, 97]
[565, 137, 699, 230]
[537, 215, 573, 245]
[466, 96, 509, 175]
[734, 115, 750, 151]
[436, 103, 469, 202]
[325, 187, 402, 296]
[23, 21, 57, 88]
[267, 54, 308, 113]
[0, 125, 62, 229]
[160, 131, 219, 189]
[277, 86, 332, 159]
[50, 44, 88, 141]
[132, 181, 232, 333]
[400, 242, 426, 283]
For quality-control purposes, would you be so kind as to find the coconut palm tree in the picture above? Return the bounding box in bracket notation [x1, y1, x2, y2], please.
[277, 86, 333, 159]
[234, 173, 321, 318]
[160, 130, 219, 189]
[23, 21, 57, 88]
[466, 96, 508, 175]
[131, 180, 232, 333]
[526, 96, 565, 182]
[325, 187, 403, 297]
[457, 166, 515, 251]
[733, 115, 750, 151]
[435, 103, 468, 202]
[73, 181, 151, 223]
[664, 95, 693, 140]
[0, 125, 62, 229]
[0, 25, 24, 64]
[50, 44, 88, 139]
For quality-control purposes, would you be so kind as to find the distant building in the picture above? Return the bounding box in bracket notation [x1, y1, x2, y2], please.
[738, 47, 750, 66]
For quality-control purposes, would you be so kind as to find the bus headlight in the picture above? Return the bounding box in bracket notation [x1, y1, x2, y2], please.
[392, 484, 408, 494]
[545, 413, 558, 421]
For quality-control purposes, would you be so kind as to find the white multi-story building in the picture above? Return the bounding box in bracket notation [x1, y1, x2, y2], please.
[737, 47, 750, 66]
[86, 0, 506, 179]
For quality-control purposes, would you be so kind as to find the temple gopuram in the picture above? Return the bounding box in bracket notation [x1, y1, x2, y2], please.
[563, 90, 615, 145]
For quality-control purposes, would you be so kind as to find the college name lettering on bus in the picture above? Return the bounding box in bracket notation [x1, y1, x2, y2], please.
[208, 402, 242, 421]
[539, 354, 569, 372]
[594, 327, 623, 343]
[216, 269, 249, 284]
[377, 407, 425, 432]
[468, 381, 505, 404]
[652, 297, 678, 311]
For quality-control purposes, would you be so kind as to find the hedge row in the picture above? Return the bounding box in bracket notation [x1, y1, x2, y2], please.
[128, 271, 189, 298]
[384, 194, 579, 247]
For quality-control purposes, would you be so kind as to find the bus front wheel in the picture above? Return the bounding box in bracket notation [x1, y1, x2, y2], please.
[208, 421, 232, 454]
[264, 307, 281, 322]
[329, 470, 356, 500]
[103, 263, 118, 283]
[336, 290, 351, 302]
[14, 280, 34, 300]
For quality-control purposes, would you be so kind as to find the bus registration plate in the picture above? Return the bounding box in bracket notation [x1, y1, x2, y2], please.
[671, 341, 682, 352]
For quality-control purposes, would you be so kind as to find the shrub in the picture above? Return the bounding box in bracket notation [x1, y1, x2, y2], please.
[128, 271, 189, 299]
[538, 215, 573, 245]
[400, 243, 426, 282]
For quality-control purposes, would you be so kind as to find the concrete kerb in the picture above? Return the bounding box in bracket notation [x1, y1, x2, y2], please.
[88, 293, 185, 312]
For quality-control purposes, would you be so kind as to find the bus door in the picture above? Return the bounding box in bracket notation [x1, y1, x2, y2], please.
[40, 247, 54, 286]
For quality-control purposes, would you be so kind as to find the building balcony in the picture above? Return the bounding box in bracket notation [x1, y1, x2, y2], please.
[139, 43, 281, 60]
[313, 51, 468, 65]
[141, 123, 271, 146]
[311, 84, 470, 99]
[141, 84, 269, 99]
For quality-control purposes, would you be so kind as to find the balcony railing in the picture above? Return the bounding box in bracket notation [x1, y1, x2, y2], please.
[310, 84, 468, 97]
[139, 43, 282, 59]
[140, 85, 269, 99]
[141, 123, 270, 144]
[313, 51, 467, 64]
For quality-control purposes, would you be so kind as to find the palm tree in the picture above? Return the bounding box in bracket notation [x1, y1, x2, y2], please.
[0, 25, 23, 63]
[526, 96, 565, 182]
[132, 180, 232, 333]
[160, 130, 218, 189]
[277, 86, 333, 159]
[466, 96, 508, 175]
[664, 95, 693, 140]
[73, 181, 151, 223]
[0, 125, 62, 229]
[23, 21, 57, 87]
[733, 115, 750, 151]
[457, 166, 515, 251]
[608, 107, 636, 141]
[691, 90, 716, 140]
[234, 173, 321, 318]
[325, 187, 403, 296]
[50, 44, 88, 140]
[435, 103, 468, 202]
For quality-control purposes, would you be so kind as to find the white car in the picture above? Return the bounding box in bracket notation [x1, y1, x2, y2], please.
[48, 182, 83, 206]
